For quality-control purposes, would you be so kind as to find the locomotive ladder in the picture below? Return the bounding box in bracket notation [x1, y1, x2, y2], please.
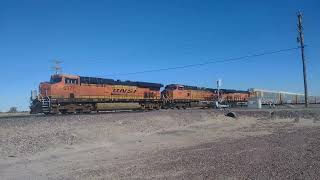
[41, 97, 51, 113]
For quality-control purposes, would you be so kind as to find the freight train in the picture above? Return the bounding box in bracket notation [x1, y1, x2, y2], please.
[30, 74, 319, 114]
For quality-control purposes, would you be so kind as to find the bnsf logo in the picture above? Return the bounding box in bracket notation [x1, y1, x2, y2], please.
[112, 88, 137, 94]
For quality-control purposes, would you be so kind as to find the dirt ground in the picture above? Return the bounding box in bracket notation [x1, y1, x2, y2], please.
[0, 109, 320, 179]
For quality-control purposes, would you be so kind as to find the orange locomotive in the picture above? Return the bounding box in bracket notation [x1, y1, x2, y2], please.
[218, 89, 249, 106]
[161, 84, 217, 108]
[161, 84, 249, 108]
[30, 74, 163, 114]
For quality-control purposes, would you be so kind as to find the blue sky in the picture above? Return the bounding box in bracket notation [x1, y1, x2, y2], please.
[1, 0, 319, 111]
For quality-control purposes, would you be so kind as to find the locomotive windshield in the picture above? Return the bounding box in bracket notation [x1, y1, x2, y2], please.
[50, 76, 62, 84]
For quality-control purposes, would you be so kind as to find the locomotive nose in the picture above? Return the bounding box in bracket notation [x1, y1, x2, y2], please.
[39, 82, 52, 96]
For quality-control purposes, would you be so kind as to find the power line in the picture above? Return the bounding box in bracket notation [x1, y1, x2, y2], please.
[99, 47, 300, 77]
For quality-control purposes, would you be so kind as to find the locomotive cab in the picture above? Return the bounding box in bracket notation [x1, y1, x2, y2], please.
[50, 75, 63, 84]
[162, 84, 179, 100]
[30, 74, 81, 114]
[163, 84, 192, 100]
[39, 74, 80, 99]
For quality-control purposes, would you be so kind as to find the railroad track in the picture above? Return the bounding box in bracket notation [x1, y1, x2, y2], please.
[1, 106, 320, 120]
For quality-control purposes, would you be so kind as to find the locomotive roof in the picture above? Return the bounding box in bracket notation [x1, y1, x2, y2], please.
[79, 76, 163, 89]
[249, 88, 304, 95]
[52, 74, 79, 79]
[165, 84, 215, 91]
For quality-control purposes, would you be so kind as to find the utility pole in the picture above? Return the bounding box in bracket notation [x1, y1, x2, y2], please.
[51, 60, 62, 75]
[217, 79, 222, 102]
[297, 11, 308, 107]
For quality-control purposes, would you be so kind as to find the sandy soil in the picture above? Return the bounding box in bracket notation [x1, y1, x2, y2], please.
[0, 109, 319, 179]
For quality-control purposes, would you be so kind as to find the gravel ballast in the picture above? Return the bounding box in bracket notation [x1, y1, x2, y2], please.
[0, 109, 319, 179]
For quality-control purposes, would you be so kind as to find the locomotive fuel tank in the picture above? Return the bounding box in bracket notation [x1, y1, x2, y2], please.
[95, 103, 141, 110]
